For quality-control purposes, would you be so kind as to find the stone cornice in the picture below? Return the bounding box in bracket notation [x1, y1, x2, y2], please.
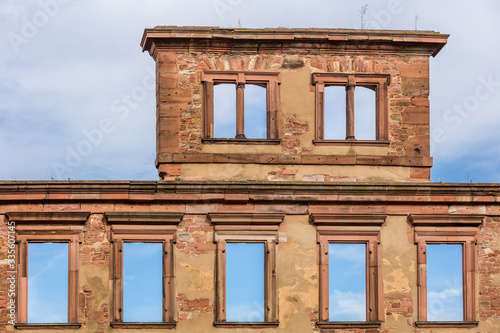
[141, 26, 449, 58]
[0, 181, 499, 204]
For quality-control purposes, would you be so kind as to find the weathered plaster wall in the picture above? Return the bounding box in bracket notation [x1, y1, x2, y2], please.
[1, 182, 499, 332]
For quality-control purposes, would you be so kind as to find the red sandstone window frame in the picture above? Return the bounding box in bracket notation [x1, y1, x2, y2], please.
[106, 212, 183, 329]
[7, 212, 89, 330]
[311, 214, 385, 329]
[409, 214, 483, 328]
[208, 213, 285, 328]
[201, 71, 281, 143]
[312, 73, 390, 146]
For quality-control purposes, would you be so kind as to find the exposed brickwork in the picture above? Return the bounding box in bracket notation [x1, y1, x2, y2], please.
[141, 28, 446, 181]
[177, 294, 213, 322]
[176, 215, 212, 258]
[478, 217, 500, 321]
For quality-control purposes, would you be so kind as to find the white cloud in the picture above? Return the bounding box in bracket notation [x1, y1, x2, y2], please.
[226, 301, 264, 322]
[329, 290, 365, 321]
[428, 288, 463, 321]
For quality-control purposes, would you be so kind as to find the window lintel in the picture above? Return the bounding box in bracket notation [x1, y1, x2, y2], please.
[202, 71, 281, 84]
[312, 73, 390, 86]
[6, 212, 89, 225]
[310, 214, 387, 226]
[208, 213, 285, 226]
[408, 214, 484, 227]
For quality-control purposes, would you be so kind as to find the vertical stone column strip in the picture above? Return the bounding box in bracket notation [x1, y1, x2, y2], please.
[236, 82, 245, 139]
[376, 81, 389, 140]
[267, 79, 278, 139]
[163, 239, 175, 322]
[315, 83, 325, 140]
[216, 240, 226, 321]
[111, 240, 124, 322]
[346, 75, 356, 140]
[376, 239, 383, 322]
[318, 240, 329, 321]
[417, 241, 427, 322]
[367, 240, 378, 321]
[464, 240, 475, 321]
[17, 240, 28, 323]
[68, 236, 80, 323]
[204, 81, 214, 138]
[264, 240, 277, 322]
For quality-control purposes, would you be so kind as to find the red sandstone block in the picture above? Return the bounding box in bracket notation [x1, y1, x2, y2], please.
[278, 155, 301, 164]
[420, 205, 449, 214]
[401, 78, 429, 96]
[201, 193, 225, 200]
[164, 165, 182, 176]
[416, 125, 430, 136]
[400, 64, 429, 78]
[158, 130, 180, 153]
[260, 154, 279, 164]
[301, 155, 327, 164]
[217, 203, 255, 213]
[158, 102, 189, 117]
[158, 117, 180, 132]
[225, 193, 250, 201]
[172, 153, 211, 163]
[326, 155, 356, 165]
[449, 205, 487, 215]
[386, 205, 421, 214]
[410, 167, 430, 180]
[159, 88, 192, 103]
[411, 96, 429, 107]
[158, 62, 178, 74]
[403, 107, 429, 124]
[212, 154, 261, 163]
[158, 73, 178, 88]
[157, 52, 177, 63]
[196, 243, 216, 251]
[356, 156, 385, 166]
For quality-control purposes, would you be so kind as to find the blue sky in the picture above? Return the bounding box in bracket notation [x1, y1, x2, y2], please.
[123, 242, 163, 322]
[1, 0, 499, 182]
[226, 242, 265, 322]
[329, 243, 366, 321]
[427, 244, 463, 321]
[28, 242, 68, 323]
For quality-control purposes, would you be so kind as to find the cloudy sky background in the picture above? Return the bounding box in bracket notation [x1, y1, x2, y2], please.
[1, 0, 499, 182]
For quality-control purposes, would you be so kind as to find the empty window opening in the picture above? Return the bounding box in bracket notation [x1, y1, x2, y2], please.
[354, 87, 376, 140]
[123, 242, 163, 322]
[28, 243, 68, 323]
[226, 243, 264, 322]
[244, 84, 267, 139]
[324, 86, 347, 140]
[329, 243, 366, 322]
[213, 84, 237, 139]
[427, 244, 463, 321]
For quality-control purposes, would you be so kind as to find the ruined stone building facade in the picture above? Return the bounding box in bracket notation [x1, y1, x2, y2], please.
[1, 27, 500, 332]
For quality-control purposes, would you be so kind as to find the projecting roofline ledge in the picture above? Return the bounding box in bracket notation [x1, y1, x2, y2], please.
[140, 26, 449, 57]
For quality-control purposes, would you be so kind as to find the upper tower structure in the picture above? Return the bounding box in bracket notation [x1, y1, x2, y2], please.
[141, 27, 448, 182]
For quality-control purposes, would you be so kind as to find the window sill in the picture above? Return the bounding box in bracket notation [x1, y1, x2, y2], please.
[317, 321, 382, 329]
[313, 139, 390, 147]
[213, 321, 279, 328]
[15, 323, 82, 330]
[415, 321, 479, 328]
[202, 138, 281, 145]
[110, 322, 176, 329]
